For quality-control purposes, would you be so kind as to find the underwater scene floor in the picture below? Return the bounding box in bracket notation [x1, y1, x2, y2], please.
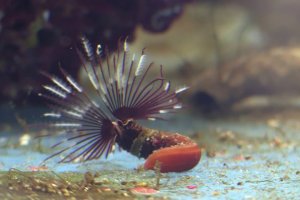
[1, 109, 300, 199]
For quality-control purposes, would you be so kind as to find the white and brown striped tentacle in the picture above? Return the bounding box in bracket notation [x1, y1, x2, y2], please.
[79, 39, 185, 121]
[40, 69, 116, 163]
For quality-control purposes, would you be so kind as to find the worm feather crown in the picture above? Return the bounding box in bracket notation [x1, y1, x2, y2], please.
[40, 38, 187, 163]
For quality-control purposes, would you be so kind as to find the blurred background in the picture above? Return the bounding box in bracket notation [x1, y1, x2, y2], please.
[2, 1, 300, 199]
[2, 0, 300, 135]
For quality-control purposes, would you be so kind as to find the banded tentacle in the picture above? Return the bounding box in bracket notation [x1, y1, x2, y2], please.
[78, 37, 188, 121]
[40, 69, 117, 163]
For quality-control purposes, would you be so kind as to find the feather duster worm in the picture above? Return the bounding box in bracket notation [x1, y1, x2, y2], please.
[39, 37, 201, 172]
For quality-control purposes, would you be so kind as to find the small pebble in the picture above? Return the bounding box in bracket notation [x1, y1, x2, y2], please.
[19, 134, 31, 146]
[237, 182, 243, 186]
[102, 187, 112, 192]
[102, 178, 109, 184]
[136, 182, 148, 187]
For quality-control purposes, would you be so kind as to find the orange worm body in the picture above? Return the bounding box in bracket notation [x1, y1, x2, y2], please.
[40, 37, 201, 173]
[115, 121, 201, 173]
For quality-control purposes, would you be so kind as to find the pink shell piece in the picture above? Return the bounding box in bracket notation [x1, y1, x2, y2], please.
[130, 187, 159, 195]
[186, 185, 197, 189]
